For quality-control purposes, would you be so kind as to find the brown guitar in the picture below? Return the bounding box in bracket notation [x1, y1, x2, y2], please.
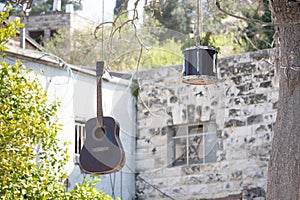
[79, 61, 125, 174]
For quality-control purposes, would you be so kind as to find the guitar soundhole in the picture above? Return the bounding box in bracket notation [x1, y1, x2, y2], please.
[94, 127, 105, 141]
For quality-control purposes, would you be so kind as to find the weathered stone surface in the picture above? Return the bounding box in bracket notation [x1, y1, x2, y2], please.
[135, 49, 277, 199]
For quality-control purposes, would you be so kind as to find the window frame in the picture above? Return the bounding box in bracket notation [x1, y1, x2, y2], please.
[168, 123, 217, 167]
[75, 121, 86, 155]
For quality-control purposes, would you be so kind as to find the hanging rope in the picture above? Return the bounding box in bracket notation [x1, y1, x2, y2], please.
[195, 0, 203, 46]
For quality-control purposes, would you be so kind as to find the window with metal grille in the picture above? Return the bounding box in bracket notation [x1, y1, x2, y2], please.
[75, 121, 85, 154]
[168, 123, 217, 167]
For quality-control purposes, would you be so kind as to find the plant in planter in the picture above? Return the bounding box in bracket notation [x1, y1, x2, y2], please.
[181, 31, 220, 85]
[181, 31, 219, 50]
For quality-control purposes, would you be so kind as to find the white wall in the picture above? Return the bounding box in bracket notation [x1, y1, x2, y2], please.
[72, 70, 137, 199]
[5, 50, 136, 200]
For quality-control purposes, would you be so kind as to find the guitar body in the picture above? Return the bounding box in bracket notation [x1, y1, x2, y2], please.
[79, 117, 125, 174]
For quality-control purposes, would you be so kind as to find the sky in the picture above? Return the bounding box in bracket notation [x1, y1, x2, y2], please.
[0, 0, 144, 23]
[76, 0, 144, 23]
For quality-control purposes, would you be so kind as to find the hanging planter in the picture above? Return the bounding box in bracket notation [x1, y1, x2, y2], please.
[182, 45, 218, 85]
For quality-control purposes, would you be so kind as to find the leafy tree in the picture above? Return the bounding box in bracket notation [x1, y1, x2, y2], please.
[0, 5, 112, 200]
[147, 0, 195, 35]
[42, 17, 184, 71]
[114, 0, 128, 15]
[147, 0, 274, 54]
[42, 28, 104, 67]
[110, 38, 183, 71]
[241, 0, 274, 51]
[30, 0, 81, 15]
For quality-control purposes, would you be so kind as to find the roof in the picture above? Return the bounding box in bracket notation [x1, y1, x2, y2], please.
[3, 45, 134, 86]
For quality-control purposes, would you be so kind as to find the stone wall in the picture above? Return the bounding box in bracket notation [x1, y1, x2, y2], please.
[135, 49, 278, 199]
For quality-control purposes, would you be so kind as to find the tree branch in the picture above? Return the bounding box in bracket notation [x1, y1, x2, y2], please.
[215, 0, 300, 27]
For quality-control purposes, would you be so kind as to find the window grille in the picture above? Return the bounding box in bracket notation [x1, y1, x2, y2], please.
[169, 123, 217, 167]
[75, 121, 85, 154]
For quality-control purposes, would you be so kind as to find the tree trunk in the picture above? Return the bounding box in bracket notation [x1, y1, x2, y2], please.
[267, 0, 300, 199]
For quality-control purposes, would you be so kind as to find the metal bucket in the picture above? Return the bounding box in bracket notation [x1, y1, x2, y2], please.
[182, 46, 218, 85]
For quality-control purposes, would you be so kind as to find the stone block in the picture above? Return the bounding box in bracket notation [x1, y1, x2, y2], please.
[247, 115, 263, 125]
[182, 174, 205, 185]
[181, 165, 201, 175]
[201, 104, 211, 121]
[172, 104, 187, 125]
[226, 148, 248, 160]
[161, 167, 182, 178]
[188, 184, 208, 196]
[263, 112, 277, 123]
[136, 138, 152, 149]
[136, 158, 155, 172]
[254, 103, 273, 115]
[224, 119, 246, 128]
[165, 186, 188, 198]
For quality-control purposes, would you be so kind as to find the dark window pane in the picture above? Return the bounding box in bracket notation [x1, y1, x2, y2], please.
[75, 122, 85, 154]
[188, 135, 203, 165]
[173, 137, 187, 166]
[28, 30, 44, 44]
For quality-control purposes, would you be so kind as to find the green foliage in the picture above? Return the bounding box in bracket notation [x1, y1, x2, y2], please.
[181, 32, 220, 50]
[201, 0, 274, 52]
[0, 7, 112, 200]
[69, 177, 114, 200]
[43, 28, 101, 66]
[110, 38, 183, 71]
[243, 0, 274, 51]
[150, 0, 274, 55]
[0, 4, 24, 52]
[42, 29, 72, 62]
[141, 38, 182, 69]
[147, 0, 195, 34]
[0, 53, 69, 199]
[43, 22, 183, 71]
[212, 32, 246, 57]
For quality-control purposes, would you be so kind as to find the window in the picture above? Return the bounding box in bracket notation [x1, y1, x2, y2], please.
[28, 30, 44, 44]
[75, 121, 86, 154]
[168, 123, 217, 167]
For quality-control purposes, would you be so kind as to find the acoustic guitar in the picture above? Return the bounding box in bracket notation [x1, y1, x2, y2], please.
[79, 61, 125, 174]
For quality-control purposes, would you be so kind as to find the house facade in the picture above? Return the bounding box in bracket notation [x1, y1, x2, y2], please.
[4, 46, 136, 199]
[22, 12, 97, 43]
[5, 10, 279, 197]
[135, 49, 277, 199]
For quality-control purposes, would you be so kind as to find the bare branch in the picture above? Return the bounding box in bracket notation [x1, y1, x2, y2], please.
[216, 0, 300, 27]
[215, 0, 271, 25]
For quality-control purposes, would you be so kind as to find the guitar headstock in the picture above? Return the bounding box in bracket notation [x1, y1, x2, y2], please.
[96, 61, 105, 78]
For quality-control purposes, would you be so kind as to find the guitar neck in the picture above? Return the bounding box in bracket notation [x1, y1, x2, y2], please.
[96, 61, 104, 127]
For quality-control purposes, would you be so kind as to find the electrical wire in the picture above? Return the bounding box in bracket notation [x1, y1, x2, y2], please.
[109, 173, 116, 199]
[124, 164, 176, 200]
